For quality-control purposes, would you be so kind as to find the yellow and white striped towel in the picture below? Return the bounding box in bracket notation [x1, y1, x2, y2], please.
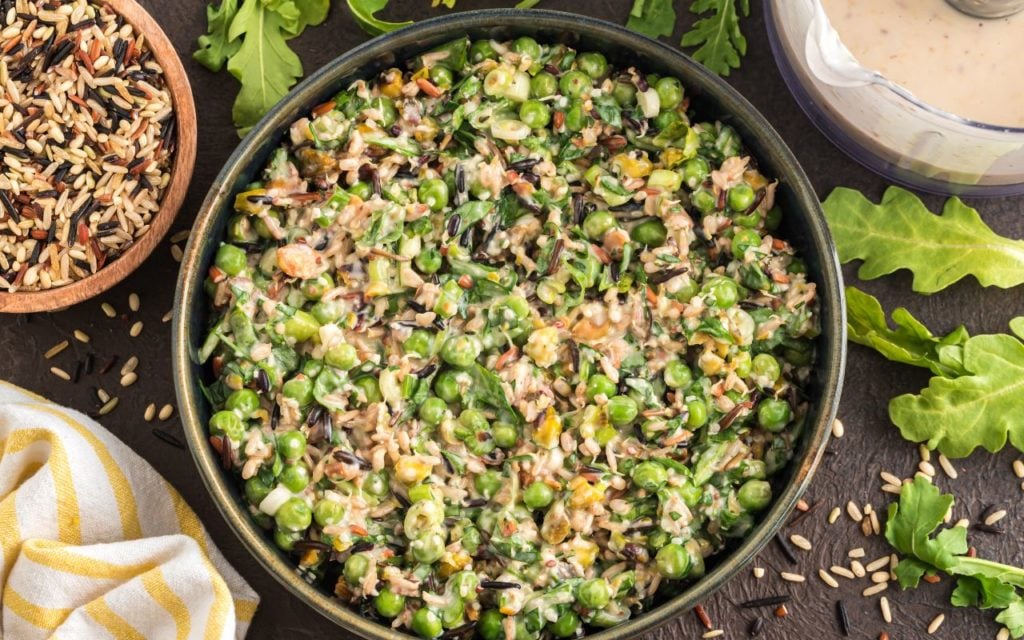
[0, 382, 259, 639]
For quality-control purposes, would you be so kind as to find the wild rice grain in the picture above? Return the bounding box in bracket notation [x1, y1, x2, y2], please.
[144, 403, 156, 422]
[158, 404, 174, 420]
[129, 320, 144, 337]
[129, 292, 140, 312]
[985, 509, 1008, 526]
[790, 534, 812, 551]
[847, 501, 863, 522]
[819, 569, 839, 588]
[98, 397, 119, 415]
[928, 613, 945, 634]
[119, 372, 138, 387]
[73, 329, 90, 343]
[831, 565, 856, 580]
[50, 366, 71, 381]
[1014, 460, 1024, 479]
[102, 302, 118, 318]
[863, 582, 888, 597]
[832, 418, 845, 438]
[828, 507, 842, 524]
[836, 600, 851, 636]
[44, 340, 70, 359]
[880, 596, 892, 624]
[938, 454, 958, 479]
[780, 572, 805, 583]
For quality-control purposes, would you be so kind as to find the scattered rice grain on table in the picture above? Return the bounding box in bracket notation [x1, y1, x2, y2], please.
[120, 355, 139, 376]
[832, 418, 844, 438]
[866, 556, 890, 572]
[847, 501, 863, 521]
[158, 403, 173, 420]
[818, 569, 839, 588]
[863, 582, 888, 597]
[828, 506, 841, 524]
[753, 567, 765, 579]
[880, 596, 892, 623]
[101, 302, 117, 318]
[984, 509, 1008, 526]
[49, 365, 70, 380]
[0, 0, 176, 292]
[790, 534, 812, 551]
[119, 371, 137, 387]
[144, 402, 156, 421]
[851, 560, 866, 578]
[73, 329, 90, 343]
[831, 565, 855, 580]
[928, 613, 945, 634]
[780, 572, 806, 583]
[129, 320, 143, 336]
[937, 454, 957, 479]
[44, 339, 69, 359]
[129, 292, 140, 311]
[1014, 460, 1024, 479]
[848, 547, 865, 559]
[98, 396, 118, 415]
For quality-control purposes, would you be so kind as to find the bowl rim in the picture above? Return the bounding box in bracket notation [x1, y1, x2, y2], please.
[173, 9, 846, 639]
[0, 0, 196, 314]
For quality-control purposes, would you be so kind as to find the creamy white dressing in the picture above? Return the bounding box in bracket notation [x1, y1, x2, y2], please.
[821, 0, 1024, 127]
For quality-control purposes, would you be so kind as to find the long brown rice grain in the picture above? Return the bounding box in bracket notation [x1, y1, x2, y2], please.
[880, 596, 892, 624]
[866, 556, 890, 572]
[870, 511, 881, 536]
[129, 292, 140, 312]
[144, 403, 156, 422]
[919, 461, 936, 477]
[847, 501, 863, 522]
[102, 302, 117, 318]
[158, 404, 175, 420]
[73, 329, 90, 343]
[851, 560, 866, 578]
[881, 484, 902, 495]
[169, 229, 191, 244]
[880, 471, 902, 486]
[98, 397, 119, 415]
[790, 534, 812, 551]
[45, 340, 70, 359]
[863, 582, 888, 597]
[49, 366, 71, 381]
[985, 509, 1008, 526]
[780, 572, 805, 583]
[818, 569, 839, 588]
[171, 244, 184, 262]
[928, 613, 945, 634]
[701, 631, 724, 639]
[997, 628, 1010, 640]
[97, 388, 111, 403]
[831, 565, 856, 580]
[121, 356, 139, 376]
[937, 454, 958, 479]
[119, 372, 138, 387]
[129, 320, 144, 337]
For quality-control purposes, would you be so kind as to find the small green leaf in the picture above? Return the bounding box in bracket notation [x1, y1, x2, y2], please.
[996, 600, 1024, 638]
[823, 186, 1024, 294]
[194, 0, 241, 72]
[679, 0, 750, 76]
[1011, 317, 1024, 340]
[884, 476, 956, 565]
[952, 576, 1020, 610]
[626, 0, 677, 39]
[347, 0, 412, 36]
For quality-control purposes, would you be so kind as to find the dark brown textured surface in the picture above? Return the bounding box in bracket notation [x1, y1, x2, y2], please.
[1, 1, 1022, 638]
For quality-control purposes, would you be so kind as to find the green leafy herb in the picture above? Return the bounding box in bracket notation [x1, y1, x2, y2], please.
[679, 0, 750, 76]
[627, 0, 677, 39]
[195, 0, 330, 135]
[823, 186, 1024, 294]
[885, 477, 1024, 638]
[846, 286, 968, 377]
[346, 0, 413, 36]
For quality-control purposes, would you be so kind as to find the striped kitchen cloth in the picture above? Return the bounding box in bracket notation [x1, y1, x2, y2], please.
[0, 381, 259, 639]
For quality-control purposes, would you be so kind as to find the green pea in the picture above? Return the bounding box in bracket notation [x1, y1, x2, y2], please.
[418, 396, 448, 426]
[512, 36, 542, 61]
[225, 388, 260, 416]
[655, 77, 684, 110]
[434, 370, 461, 403]
[375, 586, 406, 618]
[227, 214, 257, 243]
[404, 330, 434, 358]
[732, 228, 762, 259]
[344, 552, 370, 585]
[752, 353, 781, 384]
[733, 351, 752, 378]
[441, 334, 482, 368]
[647, 528, 670, 551]
[408, 483, 437, 503]
[275, 497, 312, 532]
[348, 181, 373, 200]
[450, 570, 479, 601]
[276, 430, 307, 461]
[364, 470, 389, 496]
[663, 360, 693, 389]
[244, 476, 272, 506]
[411, 607, 443, 639]
[282, 375, 314, 406]
[278, 464, 310, 492]
[302, 359, 324, 379]
[611, 80, 637, 106]
[325, 343, 359, 370]
[418, 179, 450, 212]
[550, 611, 579, 638]
[493, 421, 519, 448]
[690, 187, 717, 214]
[656, 543, 691, 579]
[631, 461, 668, 491]
[758, 398, 792, 432]
[429, 65, 454, 89]
[412, 531, 446, 564]
[631, 218, 667, 247]
[478, 610, 505, 640]
[576, 51, 608, 78]
[459, 408, 489, 432]
[577, 578, 611, 609]
[313, 498, 345, 526]
[606, 395, 639, 426]
[519, 99, 551, 129]
[586, 374, 617, 402]
[737, 479, 773, 511]
[215, 244, 247, 276]
[728, 184, 756, 212]
[369, 96, 397, 128]
[653, 109, 681, 130]
[789, 257, 807, 274]
[523, 481, 554, 509]
[254, 211, 280, 239]
[415, 247, 443, 274]
[440, 598, 464, 629]
[301, 273, 333, 300]
[273, 528, 299, 551]
[311, 300, 343, 325]
[209, 410, 245, 441]
[559, 70, 591, 98]
[701, 276, 740, 308]
[583, 210, 616, 240]
[283, 310, 321, 342]
[687, 399, 708, 428]
[530, 71, 558, 98]
[564, 100, 587, 132]
[474, 470, 502, 499]
[353, 376, 383, 405]
[469, 40, 498, 63]
[682, 157, 710, 189]
[764, 205, 783, 230]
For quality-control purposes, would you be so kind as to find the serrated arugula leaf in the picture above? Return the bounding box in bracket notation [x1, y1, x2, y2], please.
[1012, 317, 1024, 340]
[823, 186, 1024, 294]
[679, 0, 750, 77]
[953, 576, 1021, 610]
[889, 333, 1024, 458]
[846, 287, 969, 377]
[194, 0, 241, 72]
[627, 0, 677, 39]
[347, 0, 413, 36]
[884, 476, 956, 565]
[997, 601, 1024, 639]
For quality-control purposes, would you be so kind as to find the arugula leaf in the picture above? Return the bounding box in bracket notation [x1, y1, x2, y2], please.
[1012, 317, 1024, 340]
[347, 0, 412, 36]
[467, 364, 517, 418]
[823, 186, 1024, 294]
[889, 333, 1024, 458]
[680, 0, 750, 77]
[885, 477, 1024, 638]
[627, 0, 677, 39]
[194, 0, 240, 72]
[846, 287, 969, 377]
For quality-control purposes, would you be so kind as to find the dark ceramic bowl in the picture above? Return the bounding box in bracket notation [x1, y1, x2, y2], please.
[173, 9, 846, 639]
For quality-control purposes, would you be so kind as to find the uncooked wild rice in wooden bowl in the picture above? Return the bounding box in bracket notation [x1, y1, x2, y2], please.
[0, 0, 195, 312]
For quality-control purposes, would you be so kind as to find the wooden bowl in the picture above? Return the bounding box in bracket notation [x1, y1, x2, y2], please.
[0, 0, 196, 314]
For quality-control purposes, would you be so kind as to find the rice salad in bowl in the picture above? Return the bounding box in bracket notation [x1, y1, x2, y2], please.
[197, 34, 819, 640]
